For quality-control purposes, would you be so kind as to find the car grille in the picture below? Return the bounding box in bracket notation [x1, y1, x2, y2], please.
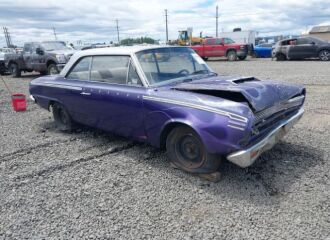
[254, 95, 305, 124]
[245, 94, 305, 145]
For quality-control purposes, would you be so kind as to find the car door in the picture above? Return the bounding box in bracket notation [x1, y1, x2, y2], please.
[23, 43, 33, 70]
[289, 38, 317, 59]
[81, 55, 147, 140]
[204, 39, 216, 57]
[213, 38, 225, 56]
[31, 43, 44, 71]
[60, 56, 96, 126]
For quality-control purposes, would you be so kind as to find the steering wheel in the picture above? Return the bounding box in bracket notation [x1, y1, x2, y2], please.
[178, 69, 190, 75]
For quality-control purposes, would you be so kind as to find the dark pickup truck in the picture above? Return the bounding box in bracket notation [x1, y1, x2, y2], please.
[5, 41, 76, 77]
[191, 37, 249, 61]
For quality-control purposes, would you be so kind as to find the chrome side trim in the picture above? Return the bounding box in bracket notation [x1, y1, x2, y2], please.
[143, 95, 248, 123]
[227, 108, 304, 168]
[227, 124, 245, 131]
[31, 82, 82, 91]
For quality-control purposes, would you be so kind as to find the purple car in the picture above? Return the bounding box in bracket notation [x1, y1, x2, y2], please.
[29, 46, 305, 174]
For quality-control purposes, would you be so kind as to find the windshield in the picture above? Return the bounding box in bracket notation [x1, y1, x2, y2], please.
[135, 47, 214, 86]
[41, 42, 71, 51]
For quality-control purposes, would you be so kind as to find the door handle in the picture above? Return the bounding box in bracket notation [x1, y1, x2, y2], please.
[80, 92, 91, 96]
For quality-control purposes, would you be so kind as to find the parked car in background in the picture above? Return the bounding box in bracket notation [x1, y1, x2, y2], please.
[191, 38, 249, 61]
[0, 48, 15, 75]
[272, 37, 330, 61]
[30, 46, 305, 174]
[254, 43, 273, 58]
[5, 41, 76, 77]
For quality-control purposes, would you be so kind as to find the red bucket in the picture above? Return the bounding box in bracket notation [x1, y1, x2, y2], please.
[11, 93, 26, 112]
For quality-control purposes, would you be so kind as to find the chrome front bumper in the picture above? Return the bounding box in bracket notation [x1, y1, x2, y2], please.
[227, 108, 304, 168]
[29, 95, 36, 102]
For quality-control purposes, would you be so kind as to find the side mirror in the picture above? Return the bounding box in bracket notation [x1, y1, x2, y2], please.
[311, 42, 316, 45]
[36, 47, 44, 55]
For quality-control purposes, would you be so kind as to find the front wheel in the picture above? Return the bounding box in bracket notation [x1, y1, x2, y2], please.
[319, 50, 330, 61]
[52, 103, 75, 131]
[166, 126, 221, 174]
[47, 64, 59, 75]
[227, 51, 237, 61]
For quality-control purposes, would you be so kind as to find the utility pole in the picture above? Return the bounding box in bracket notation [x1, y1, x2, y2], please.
[216, 5, 219, 38]
[165, 9, 168, 44]
[3, 27, 13, 48]
[116, 19, 120, 44]
[3, 27, 9, 47]
[53, 27, 57, 40]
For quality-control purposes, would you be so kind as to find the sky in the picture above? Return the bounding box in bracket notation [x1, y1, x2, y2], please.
[1, 0, 330, 47]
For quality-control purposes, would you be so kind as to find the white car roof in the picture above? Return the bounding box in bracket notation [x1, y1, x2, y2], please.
[60, 45, 184, 76]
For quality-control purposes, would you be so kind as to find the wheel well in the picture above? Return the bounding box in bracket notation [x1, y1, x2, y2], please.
[47, 60, 56, 67]
[48, 100, 55, 111]
[8, 60, 17, 66]
[318, 49, 330, 54]
[226, 49, 236, 56]
[159, 122, 192, 149]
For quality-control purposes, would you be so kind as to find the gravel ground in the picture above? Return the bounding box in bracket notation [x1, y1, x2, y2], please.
[0, 58, 329, 239]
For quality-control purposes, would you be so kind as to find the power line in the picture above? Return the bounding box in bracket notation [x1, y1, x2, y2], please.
[165, 9, 168, 44]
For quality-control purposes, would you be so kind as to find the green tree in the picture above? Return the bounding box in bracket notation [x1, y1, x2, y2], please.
[120, 37, 156, 45]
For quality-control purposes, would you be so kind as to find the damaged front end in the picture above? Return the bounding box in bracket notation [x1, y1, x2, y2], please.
[171, 77, 306, 167]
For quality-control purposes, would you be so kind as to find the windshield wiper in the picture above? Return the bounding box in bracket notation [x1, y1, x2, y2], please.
[191, 70, 218, 76]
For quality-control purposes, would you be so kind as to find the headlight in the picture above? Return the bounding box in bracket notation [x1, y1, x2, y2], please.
[55, 54, 66, 63]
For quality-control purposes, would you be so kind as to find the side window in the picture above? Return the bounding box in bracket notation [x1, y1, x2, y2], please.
[67, 57, 91, 80]
[127, 61, 142, 86]
[215, 38, 223, 45]
[224, 38, 234, 44]
[205, 39, 215, 45]
[296, 38, 310, 45]
[90, 56, 129, 84]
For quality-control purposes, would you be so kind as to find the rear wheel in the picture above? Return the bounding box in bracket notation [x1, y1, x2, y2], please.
[9, 63, 21, 77]
[166, 126, 221, 174]
[52, 103, 75, 131]
[227, 51, 237, 61]
[319, 50, 330, 61]
[47, 63, 59, 75]
[276, 53, 286, 61]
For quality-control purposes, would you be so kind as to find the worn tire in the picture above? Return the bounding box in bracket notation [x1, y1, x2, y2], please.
[47, 63, 59, 75]
[227, 51, 237, 61]
[318, 49, 330, 61]
[9, 63, 21, 77]
[52, 103, 75, 131]
[276, 53, 286, 61]
[238, 56, 247, 60]
[166, 126, 221, 174]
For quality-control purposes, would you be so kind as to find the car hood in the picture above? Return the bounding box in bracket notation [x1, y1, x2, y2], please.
[154, 76, 305, 113]
[47, 50, 76, 56]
